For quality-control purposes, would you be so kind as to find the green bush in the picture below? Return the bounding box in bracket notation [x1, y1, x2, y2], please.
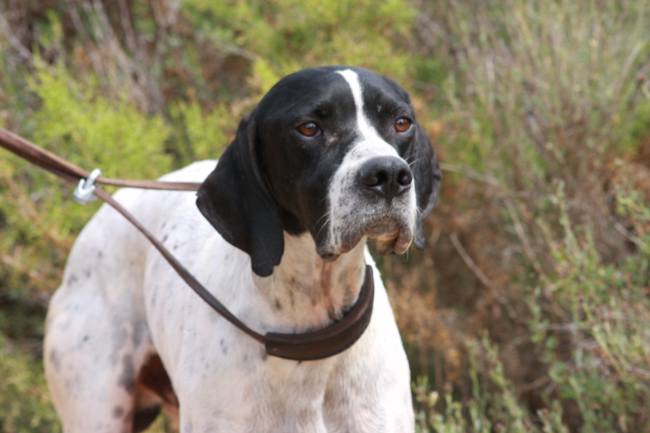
[0, 336, 60, 433]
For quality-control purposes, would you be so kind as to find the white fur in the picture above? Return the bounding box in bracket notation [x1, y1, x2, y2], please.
[336, 69, 394, 149]
[44, 160, 414, 432]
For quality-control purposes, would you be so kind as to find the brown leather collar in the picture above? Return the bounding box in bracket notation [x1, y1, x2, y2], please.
[0, 128, 375, 361]
[265, 266, 374, 360]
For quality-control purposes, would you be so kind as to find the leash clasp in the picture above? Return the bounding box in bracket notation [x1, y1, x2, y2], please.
[74, 168, 101, 204]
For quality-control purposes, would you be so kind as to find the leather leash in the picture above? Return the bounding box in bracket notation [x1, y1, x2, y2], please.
[0, 128, 201, 191]
[0, 127, 374, 361]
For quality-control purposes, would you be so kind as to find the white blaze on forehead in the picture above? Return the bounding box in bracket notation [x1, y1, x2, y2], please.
[335, 69, 397, 155]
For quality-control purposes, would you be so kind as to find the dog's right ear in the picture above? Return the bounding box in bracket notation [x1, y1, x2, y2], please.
[196, 113, 284, 277]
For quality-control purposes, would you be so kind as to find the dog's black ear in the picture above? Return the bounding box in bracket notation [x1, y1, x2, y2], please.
[411, 123, 442, 248]
[196, 113, 284, 277]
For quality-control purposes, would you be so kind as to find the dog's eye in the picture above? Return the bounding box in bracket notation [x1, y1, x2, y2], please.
[296, 122, 321, 137]
[394, 117, 412, 133]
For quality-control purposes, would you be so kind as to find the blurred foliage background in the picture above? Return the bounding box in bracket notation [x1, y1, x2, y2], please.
[0, 0, 649, 432]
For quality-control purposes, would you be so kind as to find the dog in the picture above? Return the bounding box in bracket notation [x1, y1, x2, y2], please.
[44, 66, 441, 433]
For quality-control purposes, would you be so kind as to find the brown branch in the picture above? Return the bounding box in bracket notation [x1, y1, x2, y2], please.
[449, 232, 497, 291]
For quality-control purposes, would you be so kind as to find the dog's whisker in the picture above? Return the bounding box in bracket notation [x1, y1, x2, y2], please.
[314, 211, 330, 228]
[315, 212, 332, 239]
[407, 157, 421, 168]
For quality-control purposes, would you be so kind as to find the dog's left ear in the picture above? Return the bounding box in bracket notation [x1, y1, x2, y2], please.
[411, 123, 442, 248]
[196, 112, 284, 277]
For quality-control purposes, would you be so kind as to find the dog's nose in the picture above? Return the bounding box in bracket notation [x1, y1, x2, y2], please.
[358, 156, 412, 201]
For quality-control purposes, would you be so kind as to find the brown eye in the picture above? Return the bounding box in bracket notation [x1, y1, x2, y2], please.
[296, 122, 321, 137]
[394, 117, 412, 133]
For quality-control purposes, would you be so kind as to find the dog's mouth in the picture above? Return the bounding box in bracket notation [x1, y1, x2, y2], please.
[364, 216, 413, 255]
[317, 214, 414, 260]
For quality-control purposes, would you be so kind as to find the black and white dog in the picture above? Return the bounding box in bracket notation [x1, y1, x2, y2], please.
[44, 66, 441, 433]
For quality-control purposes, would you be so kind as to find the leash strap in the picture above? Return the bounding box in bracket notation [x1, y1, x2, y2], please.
[0, 128, 201, 191]
[0, 127, 375, 361]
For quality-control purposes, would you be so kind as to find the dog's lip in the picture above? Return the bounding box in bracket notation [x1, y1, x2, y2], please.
[316, 214, 413, 259]
[365, 216, 413, 255]
[364, 216, 400, 237]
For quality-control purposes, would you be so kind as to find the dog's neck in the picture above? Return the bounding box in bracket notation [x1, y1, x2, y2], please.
[253, 233, 367, 331]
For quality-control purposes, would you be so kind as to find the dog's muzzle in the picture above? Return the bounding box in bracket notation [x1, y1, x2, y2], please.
[321, 155, 416, 259]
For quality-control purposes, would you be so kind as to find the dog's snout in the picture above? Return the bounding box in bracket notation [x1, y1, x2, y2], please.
[358, 156, 412, 201]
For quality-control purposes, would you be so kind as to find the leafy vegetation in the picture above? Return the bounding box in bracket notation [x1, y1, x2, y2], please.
[0, 1, 648, 432]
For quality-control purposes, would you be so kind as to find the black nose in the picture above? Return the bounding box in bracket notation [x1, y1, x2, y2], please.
[358, 156, 412, 201]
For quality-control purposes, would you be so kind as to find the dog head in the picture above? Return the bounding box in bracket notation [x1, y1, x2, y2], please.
[197, 67, 441, 276]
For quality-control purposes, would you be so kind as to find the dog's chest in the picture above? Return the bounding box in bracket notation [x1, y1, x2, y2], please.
[172, 339, 347, 432]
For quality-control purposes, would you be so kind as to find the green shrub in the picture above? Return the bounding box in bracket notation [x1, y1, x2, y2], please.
[0, 61, 171, 298]
[0, 336, 60, 433]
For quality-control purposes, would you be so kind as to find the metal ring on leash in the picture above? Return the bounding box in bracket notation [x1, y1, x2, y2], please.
[73, 168, 101, 204]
